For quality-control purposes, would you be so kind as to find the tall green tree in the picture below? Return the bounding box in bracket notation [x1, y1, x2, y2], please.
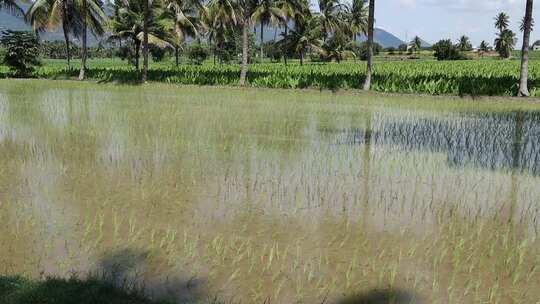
[518, 0, 534, 96]
[495, 29, 516, 58]
[205, 0, 237, 63]
[162, 0, 203, 66]
[238, 0, 257, 85]
[345, 0, 367, 41]
[410, 36, 421, 53]
[362, 0, 374, 90]
[251, 0, 284, 60]
[77, 0, 107, 80]
[495, 12, 510, 33]
[316, 0, 345, 41]
[279, 13, 322, 65]
[27, 0, 78, 67]
[457, 35, 472, 51]
[479, 40, 489, 57]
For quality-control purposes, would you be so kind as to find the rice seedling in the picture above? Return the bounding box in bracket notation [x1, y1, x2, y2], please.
[0, 80, 539, 303]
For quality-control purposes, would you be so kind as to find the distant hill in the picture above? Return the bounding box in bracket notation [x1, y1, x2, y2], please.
[2, 11, 427, 49]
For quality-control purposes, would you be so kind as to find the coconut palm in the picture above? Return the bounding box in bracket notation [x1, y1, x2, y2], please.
[251, 0, 284, 60]
[237, 0, 257, 85]
[77, 0, 107, 80]
[316, 0, 345, 41]
[276, 0, 304, 64]
[27, 0, 79, 67]
[162, 0, 203, 66]
[205, 0, 237, 63]
[518, 0, 534, 97]
[0, 0, 25, 16]
[279, 14, 322, 65]
[479, 40, 489, 57]
[409, 36, 421, 53]
[362, 0, 374, 90]
[495, 12, 510, 33]
[108, 0, 170, 70]
[457, 35, 472, 52]
[495, 29, 516, 59]
[345, 0, 367, 41]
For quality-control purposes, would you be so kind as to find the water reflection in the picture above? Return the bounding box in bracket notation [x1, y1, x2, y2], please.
[329, 111, 540, 176]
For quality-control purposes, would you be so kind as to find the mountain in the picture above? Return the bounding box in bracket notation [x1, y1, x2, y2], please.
[2, 11, 426, 49]
[356, 28, 406, 48]
[254, 26, 409, 49]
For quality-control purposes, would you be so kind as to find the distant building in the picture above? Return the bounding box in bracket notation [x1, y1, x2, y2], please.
[533, 45, 540, 51]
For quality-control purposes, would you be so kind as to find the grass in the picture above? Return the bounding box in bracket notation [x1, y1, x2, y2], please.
[3, 56, 540, 96]
[0, 80, 539, 303]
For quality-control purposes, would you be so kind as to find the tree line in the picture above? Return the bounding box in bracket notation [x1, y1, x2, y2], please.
[0, 0, 536, 96]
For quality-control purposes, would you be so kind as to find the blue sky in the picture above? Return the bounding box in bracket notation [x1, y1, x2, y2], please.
[317, 0, 536, 47]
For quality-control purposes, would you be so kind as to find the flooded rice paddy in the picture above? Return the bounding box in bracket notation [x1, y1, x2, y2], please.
[1, 80, 540, 303]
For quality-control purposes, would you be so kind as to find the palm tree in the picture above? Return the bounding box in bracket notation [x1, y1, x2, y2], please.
[27, 0, 78, 67]
[518, 0, 534, 97]
[108, 0, 170, 70]
[276, 0, 304, 65]
[77, 0, 107, 80]
[162, 0, 202, 66]
[457, 35, 472, 52]
[205, 0, 237, 63]
[409, 36, 421, 53]
[495, 29, 516, 59]
[251, 0, 284, 60]
[316, 0, 345, 41]
[495, 12, 510, 33]
[362, 0, 374, 90]
[345, 0, 367, 41]
[0, 0, 25, 16]
[279, 14, 322, 65]
[238, 0, 257, 85]
[479, 40, 489, 57]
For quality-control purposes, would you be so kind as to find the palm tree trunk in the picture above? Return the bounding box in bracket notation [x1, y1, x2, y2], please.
[175, 47, 179, 67]
[78, 0, 88, 80]
[135, 40, 140, 70]
[142, 0, 149, 83]
[518, 0, 534, 97]
[300, 50, 303, 66]
[283, 26, 288, 65]
[62, 21, 71, 68]
[260, 23, 264, 61]
[239, 20, 250, 86]
[362, 0, 375, 91]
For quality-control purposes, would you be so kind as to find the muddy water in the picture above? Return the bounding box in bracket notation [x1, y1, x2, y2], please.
[1, 80, 540, 303]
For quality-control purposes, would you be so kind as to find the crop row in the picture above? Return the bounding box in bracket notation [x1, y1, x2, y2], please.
[1, 60, 538, 96]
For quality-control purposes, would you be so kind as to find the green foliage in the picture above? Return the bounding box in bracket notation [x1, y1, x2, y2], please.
[432, 39, 465, 61]
[352, 41, 382, 60]
[4, 60, 537, 97]
[0, 275, 171, 304]
[187, 42, 210, 65]
[0, 30, 40, 77]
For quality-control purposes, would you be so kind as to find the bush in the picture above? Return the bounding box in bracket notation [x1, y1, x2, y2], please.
[187, 43, 210, 65]
[355, 42, 382, 60]
[0, 30, 40, 77]
[432, 39, 465, 61]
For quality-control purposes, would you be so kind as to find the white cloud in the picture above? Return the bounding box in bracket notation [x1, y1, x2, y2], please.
[398, 0, 416, 9]
[421, 0, 519, 12]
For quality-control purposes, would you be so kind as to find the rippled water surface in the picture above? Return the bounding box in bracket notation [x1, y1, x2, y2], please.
[1, 80, 540, 303]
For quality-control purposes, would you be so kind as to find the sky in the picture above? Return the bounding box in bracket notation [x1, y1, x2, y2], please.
[309, 0, 534, 47]
[374, 0, 535, 47]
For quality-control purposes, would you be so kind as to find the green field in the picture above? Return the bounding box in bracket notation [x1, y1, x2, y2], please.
[1, 58, 539, 97]
[1, 80, 540, 303]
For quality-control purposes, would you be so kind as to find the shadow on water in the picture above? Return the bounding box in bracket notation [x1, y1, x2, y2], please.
[94, 248, 207, 303]
[324, 110, 540, 176]
[337, 289, 417, 304]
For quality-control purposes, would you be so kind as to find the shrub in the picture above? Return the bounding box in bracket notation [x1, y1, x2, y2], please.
[353, 42, 382, 60]
[0, 30, 40, 77]
[432, 39, 465, 61]
[187, 43, 210, 65]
